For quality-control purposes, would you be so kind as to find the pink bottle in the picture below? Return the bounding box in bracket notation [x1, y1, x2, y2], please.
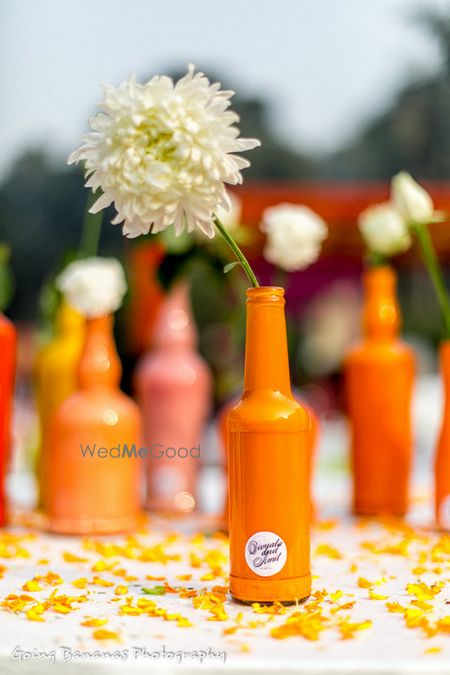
[134, 281, 211, 514]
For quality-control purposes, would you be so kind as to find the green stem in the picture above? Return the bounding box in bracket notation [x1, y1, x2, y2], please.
[367, 251, 388, 267]
[79, 191, 103, 257]
[413, 222, 450, 338]
[213, 215, 259, 288]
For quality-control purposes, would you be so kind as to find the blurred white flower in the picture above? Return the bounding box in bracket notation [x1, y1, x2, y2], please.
[261, 203, 328, 272]
[358, 202, 411, 256]
[68, 65, 260, 239]
[56, 257, 127, 318]
[391, 172, 434, 224]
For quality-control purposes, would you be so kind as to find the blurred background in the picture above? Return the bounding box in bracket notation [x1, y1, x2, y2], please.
[1, 0, 450, 513]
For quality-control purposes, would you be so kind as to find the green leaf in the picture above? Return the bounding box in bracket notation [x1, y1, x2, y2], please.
[141, 585, 167, 596]
[223, 261, 242, 274]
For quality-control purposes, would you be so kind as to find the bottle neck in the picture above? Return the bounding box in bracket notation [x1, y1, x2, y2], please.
[152, 280, 196, 350]
[56, 301, 84, 336]
[243, 287, 291, 396]
[440, 341, 450, 400]
[362, 266, 400, 341]
[78, 315, 121, 389]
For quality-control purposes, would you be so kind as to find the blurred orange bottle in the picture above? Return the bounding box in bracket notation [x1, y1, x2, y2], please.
[344, 266, 414, 516]
[228, 287, 311, 604]
[46, 315, 142, 534]
[0, 313, 16, 525]
[435, 342, 450, 530]
[35, 301, 85, 508]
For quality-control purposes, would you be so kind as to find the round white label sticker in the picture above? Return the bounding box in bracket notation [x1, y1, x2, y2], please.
[245, 531, 287, 577]
[439, 495, 450, 530]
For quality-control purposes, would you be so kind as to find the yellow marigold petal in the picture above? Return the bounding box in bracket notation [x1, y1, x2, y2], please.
[338, 619, 372, 640]
[92, 560, 117, 572]
[369, 591, 388, 600]
[81, 618, 108, 627]
[22, 580, 42, 592]
[52, 604, 72, 614]
[26, 605, 46, 622]
[92, 629, 121, 641]
[72, 578, 88, 589]
[407, 582, 443, 601]
[412, 566, 427, 575]
[330, 590, 344, 602]
[386, 601, 405, 613]
[115, 585, 128, 596]
[91, 576, 114, 587]
[411, 600, 433, 612]
[315, 544, 342, 559]
[436, 617, 450, 634]
[208, 606, 229, 621]
[176, 616, 192, 627]
[63, 552, 88, 563]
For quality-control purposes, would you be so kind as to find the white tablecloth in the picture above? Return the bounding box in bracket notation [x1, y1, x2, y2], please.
[0, 473, 449, 675]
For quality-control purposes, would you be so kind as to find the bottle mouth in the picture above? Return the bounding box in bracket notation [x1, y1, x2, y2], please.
[246, 286, 285, 304]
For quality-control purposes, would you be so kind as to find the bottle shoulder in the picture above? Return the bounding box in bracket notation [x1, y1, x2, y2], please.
[228, 390, 310, 432]
[345, 339, 415, 364]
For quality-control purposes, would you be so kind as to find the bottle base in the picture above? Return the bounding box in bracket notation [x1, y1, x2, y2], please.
[353, 503, 407, 517]
[230, 572, 311, 605]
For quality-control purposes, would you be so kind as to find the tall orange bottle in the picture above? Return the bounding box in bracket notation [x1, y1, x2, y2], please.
[344, 266, 414, 516]
[35, 301, 85, 508]
[435, 342, 450, 530]
[228, 287, 311, 604]
[46, 315, 142, 534]
[0, 313, 16, 525]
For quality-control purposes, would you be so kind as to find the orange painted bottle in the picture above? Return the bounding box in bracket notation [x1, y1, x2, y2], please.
[46, 315, 142, 534]
[345, 266, 414, 516]
[35, 301, 85, 508]
[435, 342, 450, 530]
[218, 393, 319, 531]
[0, 313, 16, 525]
[228, 287, 311, 604]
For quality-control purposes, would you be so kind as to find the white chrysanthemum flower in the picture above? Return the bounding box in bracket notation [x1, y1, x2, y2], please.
[68, 65, 260, 239]
[358, 202, 412, 256]
[56, 257, 127, 318]
[391, 172, 434, 224]
[261, 203, 328, 272]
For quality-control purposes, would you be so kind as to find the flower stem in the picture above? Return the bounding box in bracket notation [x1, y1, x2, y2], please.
[213, 215, 259, 288]
[79, 191, 103, 257]
[413, 222, 450, 339]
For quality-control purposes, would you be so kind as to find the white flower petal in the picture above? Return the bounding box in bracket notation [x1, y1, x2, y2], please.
[261, 203, 328, 272]
[358, 202, 411, 256]
[391, 172, 435, 224]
